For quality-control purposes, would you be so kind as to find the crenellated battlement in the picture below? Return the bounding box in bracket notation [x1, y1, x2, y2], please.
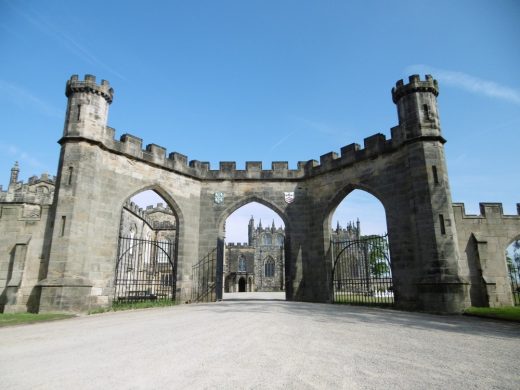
[123, 200, 176, 230]
[97, 129, 395, 181]
[59, 73, 446, 181]
[227, 242, 252, 247]
[391, 74, 438, 104]
[66, 74, 114, 104]
[0, 163, 56, 205]
[452, 202, 520, 219]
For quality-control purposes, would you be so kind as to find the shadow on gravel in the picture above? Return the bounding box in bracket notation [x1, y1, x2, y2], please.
[222, 298, 285, 302]
[192, 300, 520, 340]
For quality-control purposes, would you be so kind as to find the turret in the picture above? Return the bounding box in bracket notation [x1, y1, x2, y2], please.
[391, 75, 442, 143]
[63, 74, 114, 142]
[9, 161, 19, 189]
[248, 216, 255, 245]
[392, 75, 467, 311]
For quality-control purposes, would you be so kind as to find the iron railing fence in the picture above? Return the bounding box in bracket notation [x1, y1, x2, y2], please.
[508, 262, 520, 306]
[332, 234, 394, 306]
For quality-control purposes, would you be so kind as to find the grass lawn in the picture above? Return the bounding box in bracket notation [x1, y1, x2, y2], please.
[333, 294, 394, 306]
[89, 299, 178, 314]
[0, 313, 75, 327]
[464, 306, 520, 322]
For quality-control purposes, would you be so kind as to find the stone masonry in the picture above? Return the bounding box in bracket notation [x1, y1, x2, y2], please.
[0, 74, 519, 313]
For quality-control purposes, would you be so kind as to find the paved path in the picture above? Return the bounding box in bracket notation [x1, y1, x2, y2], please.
[1, 295, 519, 389]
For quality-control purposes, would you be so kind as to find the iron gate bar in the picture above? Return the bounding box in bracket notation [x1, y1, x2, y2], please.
[508, 262, 520, 306]
[114, 236, 176, 303]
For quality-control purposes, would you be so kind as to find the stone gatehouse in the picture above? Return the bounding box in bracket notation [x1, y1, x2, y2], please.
[0, 74, 519, 313]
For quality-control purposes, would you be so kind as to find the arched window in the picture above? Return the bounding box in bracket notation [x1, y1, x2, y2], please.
[265, 257, 275, 277]
[238, 255, 246, 272]
[263, 234, 272, 246]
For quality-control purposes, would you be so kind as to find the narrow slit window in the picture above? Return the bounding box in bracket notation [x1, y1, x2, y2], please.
[77, 104, 81, 120]
[439, 214, 446, 235]
[60, 216, 66, 236]
[67, 166, 73, 185]
[432, 165, 439, 184]
[423, 104, 430, 120]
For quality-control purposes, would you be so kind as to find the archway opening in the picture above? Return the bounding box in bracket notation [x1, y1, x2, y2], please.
[221, 201, 286, 300]
[328, 189, 393, 306]
[114, 189, 178, 304]
[506, 239, 520, 306]
[238, 277, 246, 292]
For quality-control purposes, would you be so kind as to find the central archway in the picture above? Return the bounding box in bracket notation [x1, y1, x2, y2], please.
[218, 199, 289, 300]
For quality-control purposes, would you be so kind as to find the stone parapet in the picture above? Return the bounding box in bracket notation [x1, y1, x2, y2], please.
[392, 74, 439, 103]
[61, 130, 398, 181]
[66, 74, 114, 104]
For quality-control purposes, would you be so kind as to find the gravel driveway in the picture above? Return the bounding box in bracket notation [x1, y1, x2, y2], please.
[1, 293, 518, 389]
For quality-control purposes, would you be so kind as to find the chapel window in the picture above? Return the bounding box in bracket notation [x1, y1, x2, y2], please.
[265, 258, 275, 277]
[238, 255, 246, 272]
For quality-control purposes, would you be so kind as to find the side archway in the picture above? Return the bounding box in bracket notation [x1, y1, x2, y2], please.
[324, 187, 394, 306]
[114, 186, 181, 303]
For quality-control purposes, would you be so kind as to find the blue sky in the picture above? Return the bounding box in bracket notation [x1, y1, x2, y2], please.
[1, 1, 519, 241]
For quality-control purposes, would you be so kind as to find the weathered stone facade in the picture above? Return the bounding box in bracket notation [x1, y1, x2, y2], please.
[0, 73, 519, 313]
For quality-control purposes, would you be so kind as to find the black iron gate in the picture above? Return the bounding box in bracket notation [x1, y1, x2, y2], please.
[114, 236, 176, 303]
[191, 248, 217, 302]
[332, 234, 394, 306]
[191, 239, 224, 303]
[508, 262, 520, 306]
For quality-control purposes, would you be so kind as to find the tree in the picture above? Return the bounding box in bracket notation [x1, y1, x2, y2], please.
[506, 239, 520, 270]
[364, 235, 390, 277]
[513, 240, 520, 268]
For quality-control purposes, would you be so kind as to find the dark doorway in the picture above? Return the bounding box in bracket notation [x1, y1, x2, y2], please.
[238, 277, 246, 292]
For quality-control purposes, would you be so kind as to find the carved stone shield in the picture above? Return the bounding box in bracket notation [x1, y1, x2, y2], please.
[284, 191, 295, 204]
[214, 192, 224, 204]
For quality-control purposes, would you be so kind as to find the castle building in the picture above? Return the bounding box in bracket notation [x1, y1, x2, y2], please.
[223, 217, 362, 293]
[1, 74, 519, 314]
[224, 217, 285, 293]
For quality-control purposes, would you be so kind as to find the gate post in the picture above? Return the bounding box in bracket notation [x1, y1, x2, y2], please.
[216, 237, 224, 300]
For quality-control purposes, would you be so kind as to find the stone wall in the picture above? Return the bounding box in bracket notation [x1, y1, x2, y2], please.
[0, 202, 53, 313]
[453, 203, 520, 307]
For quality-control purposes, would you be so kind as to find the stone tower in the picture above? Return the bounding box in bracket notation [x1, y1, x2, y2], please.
[248, 216, 255, 245]
[39, 75, 115, 311]
[391, 74, 468, 311]
[63, 74, 113, 141]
